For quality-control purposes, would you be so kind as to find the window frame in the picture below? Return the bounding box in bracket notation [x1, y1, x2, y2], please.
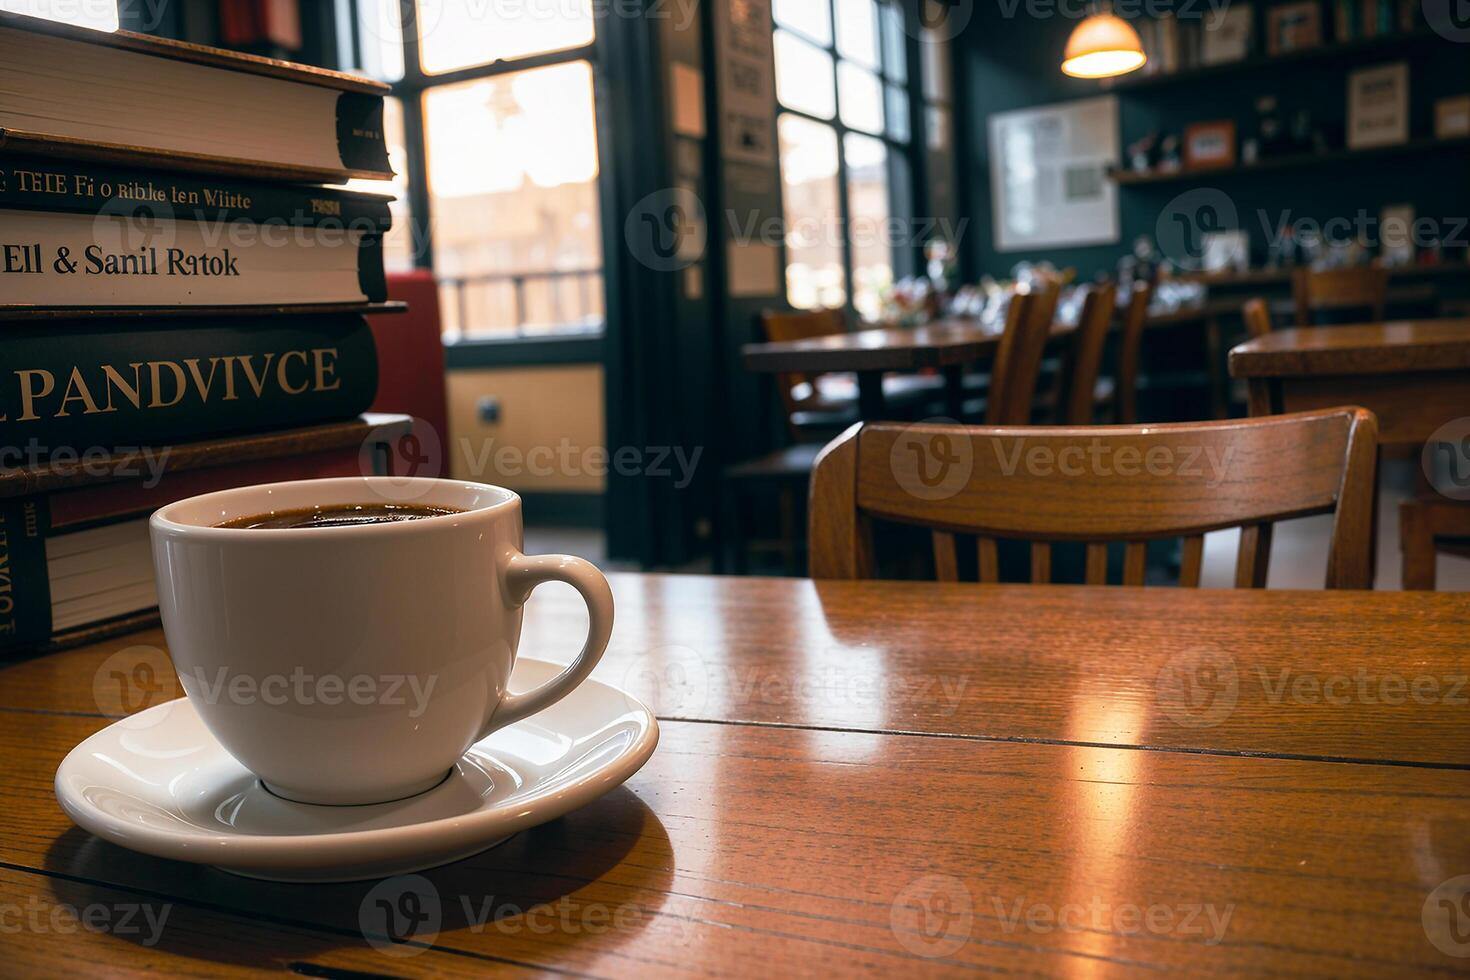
[340, 0, 608, 343]
[774, 0, 938, 320]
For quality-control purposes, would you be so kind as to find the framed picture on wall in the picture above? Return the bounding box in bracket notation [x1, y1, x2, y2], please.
[1267, 1, 1322, 54]
[1436, 95, 1470, 138]
[1348, 62, 1409, 148]
[1202, 4, 1253, 64]
[1184, 120, 1237, 169]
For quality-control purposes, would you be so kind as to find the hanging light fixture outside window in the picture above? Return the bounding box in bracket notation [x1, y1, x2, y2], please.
[1061, 5, 1146, 79]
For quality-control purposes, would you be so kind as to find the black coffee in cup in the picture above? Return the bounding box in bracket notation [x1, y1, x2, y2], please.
[216, 503, 464, 529]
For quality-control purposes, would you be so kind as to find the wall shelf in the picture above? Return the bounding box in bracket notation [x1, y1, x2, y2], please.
[1109, 137, 1470, 187]
[1103, 29, 1441, 93]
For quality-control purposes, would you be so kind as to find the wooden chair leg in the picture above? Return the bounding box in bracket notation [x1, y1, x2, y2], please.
[1399, 501, 1436, 591]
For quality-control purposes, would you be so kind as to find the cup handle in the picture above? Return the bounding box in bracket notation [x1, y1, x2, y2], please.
[480, 553, 614, 738]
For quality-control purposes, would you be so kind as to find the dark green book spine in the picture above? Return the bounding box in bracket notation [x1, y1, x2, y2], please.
[0, 156, 392, 230]
[0, 314, 379, 451]
[0, 496, 51, 652]
[336, 93, 394, 175]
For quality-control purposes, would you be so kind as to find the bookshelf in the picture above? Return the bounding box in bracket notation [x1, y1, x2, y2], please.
[1110, 136, 1470, 186]
[1104, 29, 1439, 93]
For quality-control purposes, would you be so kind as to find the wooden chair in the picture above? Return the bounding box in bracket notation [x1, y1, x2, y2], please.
[1242, 297, 1273, 339]
[1293, 266, 1388, 326]
[1113, 280, 1151, 424]
[808, 407, 1378, 588]
[984, 277, 1059, 424]
[760, 308, 855, 440]
[1399, 498, 1470, 590]
[1056, 283, 1118, 425]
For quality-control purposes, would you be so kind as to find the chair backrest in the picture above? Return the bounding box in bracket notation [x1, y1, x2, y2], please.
[1293, 266, 1388, 325]
[1242, 297, 1273, 339]
[986, 277, 1059, 425]
[1114, 280, 1151, 424]
[809, 408, 1378, 589]
[760, 308, 847, 436]
[1058, 283, 1118, 425]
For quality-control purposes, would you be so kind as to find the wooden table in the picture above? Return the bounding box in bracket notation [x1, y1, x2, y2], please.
[742, 318, 1075, 418]
[3, 573, 1469, 975]
[1229, 318, 1470, 448]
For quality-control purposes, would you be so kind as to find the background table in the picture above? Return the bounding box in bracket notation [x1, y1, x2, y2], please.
[2, 574, 1468, 975]
[1230, 318, 1470, 448]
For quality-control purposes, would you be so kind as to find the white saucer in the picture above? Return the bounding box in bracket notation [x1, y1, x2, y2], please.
[55, 659, 659, 883]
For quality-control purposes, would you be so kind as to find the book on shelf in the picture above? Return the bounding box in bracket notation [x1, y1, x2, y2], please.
[0, 312, 381, 450]
[0, 11, 392, 183]
[0, 415, 413, 656]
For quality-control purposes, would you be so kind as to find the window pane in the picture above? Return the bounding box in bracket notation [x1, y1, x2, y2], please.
[879, 1, 907, 82]
[773, 0, 832, 46]
[416, 0, 595, 75]
[837, 62, 884, 135]
[348, 0, 404, 81]
[921, 28, 952, 102]
[835, 0, 880, 67]
[885, 82, 910, 142]
[774, 30, 837, 119]
[926, 105, 957, 225]
[778, 114, 846, 311]
[344, 98, 415, 272]
[844, 132, 891, 323]
[423, 63, 604, 338]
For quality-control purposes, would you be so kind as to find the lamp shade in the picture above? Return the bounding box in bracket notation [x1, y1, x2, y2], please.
[1062, 13, 1146, 78]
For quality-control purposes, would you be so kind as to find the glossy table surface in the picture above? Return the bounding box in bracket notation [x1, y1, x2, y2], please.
[3, 573, 1469, 976]
[1229, 318, 1470, 377]
[741, 317, 1075, 373]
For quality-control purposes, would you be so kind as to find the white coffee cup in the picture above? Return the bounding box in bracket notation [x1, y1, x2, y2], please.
[150, 477, 613, 806]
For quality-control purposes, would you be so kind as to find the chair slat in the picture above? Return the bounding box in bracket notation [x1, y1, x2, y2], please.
[1123, 542, 1147, 586]
[1030, 541, 1051, 584]
[1179, 535, 1205, 587]
[932, 531, 959, 582]
[1085, 542, 1108, 585]
[1235, 524, 1273, 588]
[977, 537, 1000, 583]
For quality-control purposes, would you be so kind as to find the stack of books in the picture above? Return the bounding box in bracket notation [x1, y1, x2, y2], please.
[0, 12, 409, 654]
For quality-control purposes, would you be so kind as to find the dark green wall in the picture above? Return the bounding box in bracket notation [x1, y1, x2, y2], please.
[958, 9, 1470, 281]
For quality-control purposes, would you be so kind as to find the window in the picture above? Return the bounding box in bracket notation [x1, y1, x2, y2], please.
[920, 2, 958, 235]
[774, 0, 911, 322]
[341, 0, 604, 341]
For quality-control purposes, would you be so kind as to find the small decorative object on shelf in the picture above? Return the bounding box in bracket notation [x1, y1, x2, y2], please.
[1380, 204, 1416, 266]
[1126, 132, 1159, 172]
[1183, 120, 1237, 169]
[1267, 0, 1323, 54]
[1158, 133, 1184, 171]
[1348, 61, 1409, 147]
[1435, 95, 1470, 138]
[1201, 3, 1253, 64]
